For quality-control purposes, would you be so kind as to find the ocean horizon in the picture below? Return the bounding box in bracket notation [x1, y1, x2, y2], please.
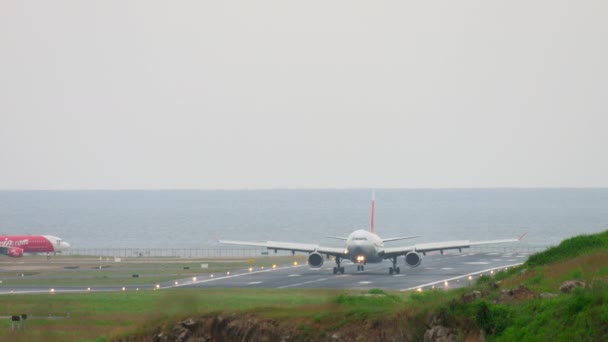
[1, 188, 607, 250]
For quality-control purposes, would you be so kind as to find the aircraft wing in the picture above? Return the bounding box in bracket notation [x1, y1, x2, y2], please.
[382, 235, 421, 243]
[219, 240, 346, 256]
[381, 237, 519, 258]
[326, 236, 348, 240]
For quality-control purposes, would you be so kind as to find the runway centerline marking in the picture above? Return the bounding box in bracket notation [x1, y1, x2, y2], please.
[463, 262, 489, 265]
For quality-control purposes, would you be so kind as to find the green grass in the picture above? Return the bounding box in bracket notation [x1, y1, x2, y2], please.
[332, 289, 404, 322]
[494, 285, 608, 341]
[526, 230, 608, 267]
[0, 288, 339, 341]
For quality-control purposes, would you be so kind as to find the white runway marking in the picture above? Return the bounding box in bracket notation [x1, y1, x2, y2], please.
[278, 278, 329, 289]
[247, 281, 262, 285]
[507, 259, 517, 262]
[441, 268, 454, 270]
[400, 262, 525, 292]
[359, 281, 372, 284]
[492, 259, 503, 262]
[164, 264, 308, 289]
[516, 255, 527, 258]
[288, 274, 301, 277]
[463, 262, 489, 265]
[394, 274, 405, 277]
[487, 252, 501, 255]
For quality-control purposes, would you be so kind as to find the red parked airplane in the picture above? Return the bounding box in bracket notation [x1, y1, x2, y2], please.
[0, 235, 70, 257]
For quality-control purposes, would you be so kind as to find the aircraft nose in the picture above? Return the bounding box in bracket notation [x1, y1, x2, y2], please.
[351, 246, 364, 255]
[61, 241, 71, 249]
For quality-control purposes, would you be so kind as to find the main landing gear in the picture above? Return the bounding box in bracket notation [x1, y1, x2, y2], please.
[357, 264, 365, 271]
[389, 256, 400, 275]
[333, 256, 345, 274]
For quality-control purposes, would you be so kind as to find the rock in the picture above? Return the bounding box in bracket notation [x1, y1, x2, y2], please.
[488, 281, 501, 289]
[560, 280, 586, 293]
[425, 312, 459, 342]
[153, 332, 167, 342]
[540, 292, 558, 299]
[427, 313, 445, 327]
[497, 285, 535, 302]
[181, 318, 198, 329]
[498, 289, 514, 302]
[172, 324, 191, 342]
[461, 291, 482, 303]
[424, 325, 457, 342]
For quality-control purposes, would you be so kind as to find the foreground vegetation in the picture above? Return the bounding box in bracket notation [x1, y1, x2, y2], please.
[1, 231, 607, 341]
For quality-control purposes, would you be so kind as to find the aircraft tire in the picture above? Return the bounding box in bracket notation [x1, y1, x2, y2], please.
[396, 267, 400, 274]
[361, 265, 364, 271]
[389, 267, 394, 275]
[333, 267, 338, 274]
[340, 267, 345, 274]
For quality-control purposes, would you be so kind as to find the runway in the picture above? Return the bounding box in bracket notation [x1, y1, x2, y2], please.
[0, 252, 529, 294]
[169, 251, 529, 291]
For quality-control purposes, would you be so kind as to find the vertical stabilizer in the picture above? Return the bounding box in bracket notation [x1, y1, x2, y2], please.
[370, 190, 376, 234]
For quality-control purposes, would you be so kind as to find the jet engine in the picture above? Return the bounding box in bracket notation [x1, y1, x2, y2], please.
[7, 247, 24, 258]
[307, 252, 324, 268]
[405, 251, 421, 268]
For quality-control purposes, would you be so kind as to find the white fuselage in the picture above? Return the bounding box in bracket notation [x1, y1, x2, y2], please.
[345, 229, 384, 263]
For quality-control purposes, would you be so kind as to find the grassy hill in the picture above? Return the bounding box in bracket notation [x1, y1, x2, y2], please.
[413, 230, 608, 341]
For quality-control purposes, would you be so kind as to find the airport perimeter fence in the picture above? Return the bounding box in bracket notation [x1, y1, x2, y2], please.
[66, 245, 548, 259]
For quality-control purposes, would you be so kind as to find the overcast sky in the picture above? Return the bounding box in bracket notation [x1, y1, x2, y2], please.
[1, 1, 606, 190]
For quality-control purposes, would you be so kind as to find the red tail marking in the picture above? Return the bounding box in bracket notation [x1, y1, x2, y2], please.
[370, 191, 376, 234]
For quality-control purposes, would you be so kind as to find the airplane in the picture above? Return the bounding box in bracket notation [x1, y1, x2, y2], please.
[220, 192, 522, 275]
[0, 235, 71, 257]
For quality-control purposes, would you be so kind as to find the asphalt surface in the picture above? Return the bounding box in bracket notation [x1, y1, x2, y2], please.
[169, 251, 529, 291]
[0, 251, 529, 294]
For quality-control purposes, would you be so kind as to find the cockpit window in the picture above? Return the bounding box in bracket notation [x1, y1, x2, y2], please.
[353, 237, 368, 241]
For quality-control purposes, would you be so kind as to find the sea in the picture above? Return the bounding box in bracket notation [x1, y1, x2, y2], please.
[0, 189, 607, 251]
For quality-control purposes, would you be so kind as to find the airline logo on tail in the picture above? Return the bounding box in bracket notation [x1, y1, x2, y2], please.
[370, 191, 376, 234]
